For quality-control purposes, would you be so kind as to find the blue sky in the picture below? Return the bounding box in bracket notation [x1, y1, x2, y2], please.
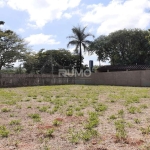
[0, 0, 150, 66]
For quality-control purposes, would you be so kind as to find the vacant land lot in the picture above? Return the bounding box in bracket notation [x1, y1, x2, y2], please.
[0, 85, 150, 150]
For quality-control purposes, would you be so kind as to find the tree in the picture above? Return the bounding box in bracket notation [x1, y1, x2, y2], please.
[89, 35, 109, 66]
[0, 22, 29, 70]
[146, 29, 150, 44]
[91, 29, 150, 65]
[23, 52, 38, 73]
[67, 25, 94, 72]
[24, 49, 80, 74]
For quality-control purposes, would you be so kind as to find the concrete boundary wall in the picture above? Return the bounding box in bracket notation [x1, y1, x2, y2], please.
[75, 70, 150, 87]
[1, 70, 150, 87]
[0, 74, 75, 87]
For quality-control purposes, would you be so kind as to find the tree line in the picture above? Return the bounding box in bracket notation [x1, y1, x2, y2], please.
[24, 49, 82, 74]
[1, 20, 150, 74]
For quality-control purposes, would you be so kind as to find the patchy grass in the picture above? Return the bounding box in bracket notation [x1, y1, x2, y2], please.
[1, 107, 11, 112]
[0, 126, 9, 137]
[9, 120, 21, 125]
[0, 85, 150, 149]
[28, 113, 41, 122]
[115, 119, 127, 140]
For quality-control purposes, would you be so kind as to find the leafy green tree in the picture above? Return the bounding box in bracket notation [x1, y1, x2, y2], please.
[67, 25, 94, 72]
[24, 49, 80, 74]
[23, 52, 38, 73]
[0, 22, 29, 70]
[91, 29, 150, 65]
[37, 49, 78, 74]
[89, 35, 109, 66]
[108, 29, 150, 65]
[146, 29, 150, 44]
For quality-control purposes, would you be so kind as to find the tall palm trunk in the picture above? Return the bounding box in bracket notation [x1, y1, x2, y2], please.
[0, 65, 2, 70]
[79, 42, 82, 73]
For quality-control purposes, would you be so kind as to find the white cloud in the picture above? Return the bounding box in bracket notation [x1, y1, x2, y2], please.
[27, 23, 38, 29]
[71, 9, 82, 16]
[17, 28, 25, 33]
[63, 13, 72, 19]
[81, 0, 150, 35]
[62, 9, 82, 20]
[68, 47, 75, 53]
[7, 0, 81, 28]
[0, 0, 5, 7]
[88, 27, 95, 33]
[25, 33, 60, 45]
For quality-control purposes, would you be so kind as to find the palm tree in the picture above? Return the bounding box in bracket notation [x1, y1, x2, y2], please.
[67, 25, 94, 72]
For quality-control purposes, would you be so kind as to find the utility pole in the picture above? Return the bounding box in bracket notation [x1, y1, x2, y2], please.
[51, 52, 53, 77]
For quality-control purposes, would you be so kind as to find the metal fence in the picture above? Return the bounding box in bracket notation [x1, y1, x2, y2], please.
[98, 65, 150, 72]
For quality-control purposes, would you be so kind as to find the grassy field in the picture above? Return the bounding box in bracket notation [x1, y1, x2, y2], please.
[0, 85, 150, 150]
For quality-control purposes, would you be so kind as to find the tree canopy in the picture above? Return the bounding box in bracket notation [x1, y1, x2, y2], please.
[24, 49, 81, 74]
[90, 29, 150, 65]
[0, 21, 29, 70]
